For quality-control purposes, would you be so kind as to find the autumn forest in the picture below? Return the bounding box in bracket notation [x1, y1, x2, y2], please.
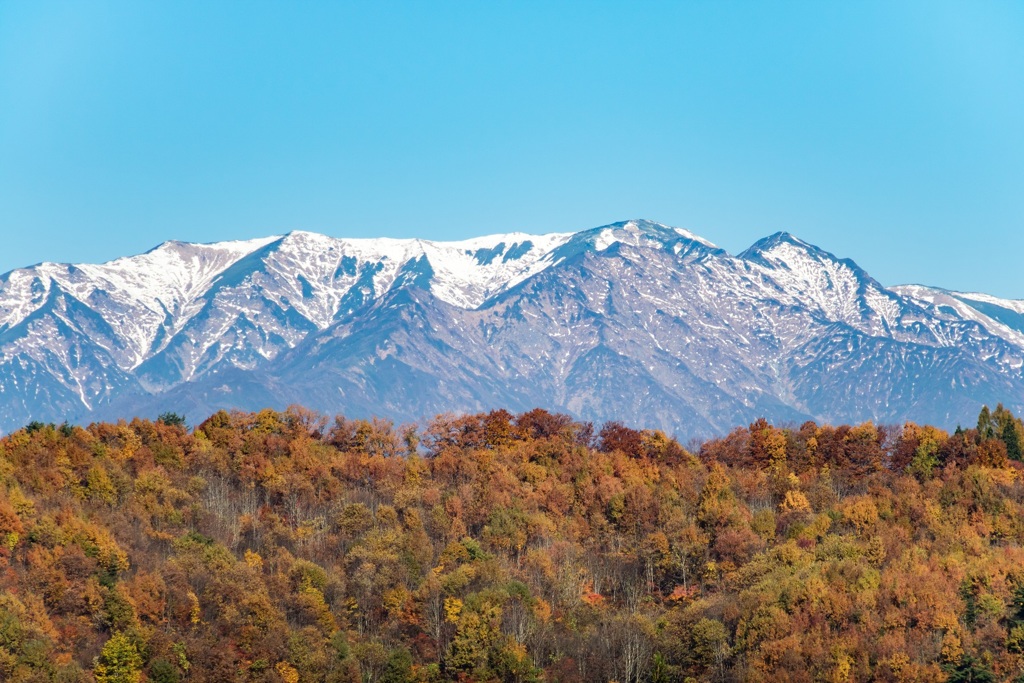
[3, 404, 1024, 682]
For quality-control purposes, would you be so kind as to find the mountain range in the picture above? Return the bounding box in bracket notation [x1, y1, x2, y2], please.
[1, 219, 1021, 437]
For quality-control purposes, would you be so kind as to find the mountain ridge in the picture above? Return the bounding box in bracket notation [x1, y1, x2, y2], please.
[0, 219, 1021, 436]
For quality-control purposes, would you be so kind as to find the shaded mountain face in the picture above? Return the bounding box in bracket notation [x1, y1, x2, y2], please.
[1, 220, 1021, 437]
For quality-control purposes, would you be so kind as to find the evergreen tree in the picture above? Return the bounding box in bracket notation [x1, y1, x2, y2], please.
[380, 648, 413, 683]
[944, 654, 995, 683]
[1002, 419, 1022, 461]
[157, 412, 187, 428]
[977, 405, 995, 439]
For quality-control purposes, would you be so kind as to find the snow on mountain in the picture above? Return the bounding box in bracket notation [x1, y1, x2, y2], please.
[893, 285, 1024, 356]
[739, 232, 905, 334]
[0, 220, 1021, 436]
[0, 236, 279, 369]
[0, 227, 580, 419]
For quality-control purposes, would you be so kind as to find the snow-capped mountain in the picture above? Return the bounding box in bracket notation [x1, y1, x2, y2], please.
[1, 220, 1021, 436]
[892, 285, 1024, 350]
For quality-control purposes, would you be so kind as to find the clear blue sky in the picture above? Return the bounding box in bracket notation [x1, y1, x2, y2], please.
[1, 1, 1022, 297]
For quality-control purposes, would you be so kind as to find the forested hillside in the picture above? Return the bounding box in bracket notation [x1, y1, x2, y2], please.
[3, 404, 1024, 682]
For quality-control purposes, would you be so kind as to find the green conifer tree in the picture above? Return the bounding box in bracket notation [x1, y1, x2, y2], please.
[977, 405, 994, 439]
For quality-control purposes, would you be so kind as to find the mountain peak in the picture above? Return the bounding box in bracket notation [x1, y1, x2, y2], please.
[609, 219, 719, 247]
[561, 219, 720, 257]
[738, 231, 821, 263]
[736, 230, 905, 328]
[738, 231, 880, 287]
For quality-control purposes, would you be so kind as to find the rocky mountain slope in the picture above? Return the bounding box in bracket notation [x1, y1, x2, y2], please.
[1, 220, 1021, 436]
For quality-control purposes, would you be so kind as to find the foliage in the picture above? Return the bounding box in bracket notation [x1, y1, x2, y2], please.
[157, 413, 187, 429]
[1, 404, 1024, 680]
[94, 632, 142, 683]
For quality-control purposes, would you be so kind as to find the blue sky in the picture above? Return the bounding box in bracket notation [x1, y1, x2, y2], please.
[1, 1, 1022, 296]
